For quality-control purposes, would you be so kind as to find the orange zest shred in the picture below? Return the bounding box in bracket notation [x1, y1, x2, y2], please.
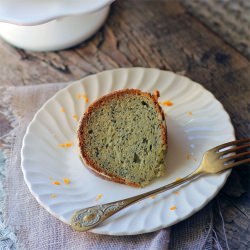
[173, 191, 179, 195]
[60, 108, 65, 113]
[50, 194, 57, 198]
[187, 111, 193, 116]
[63, 178, 71, 185]
[186, 154, 197, 162]
[170, 206, 177, 211]
[76, 93, 89, 103]
[73, 115, 78, 121]
[96, 194, 103, 201]
[52, 181, 61, 185]
[150, 195, 156, 199]
[58, 142, 74, 148]
[161, 100, 173, 107]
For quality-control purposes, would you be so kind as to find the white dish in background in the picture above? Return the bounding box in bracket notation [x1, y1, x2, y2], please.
[21, 68, 235, 235]
[0, 0, 115, 51]
[0, 0, 114, 25]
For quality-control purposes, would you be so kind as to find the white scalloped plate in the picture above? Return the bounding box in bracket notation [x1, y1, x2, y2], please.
[21, 68, 235, 235]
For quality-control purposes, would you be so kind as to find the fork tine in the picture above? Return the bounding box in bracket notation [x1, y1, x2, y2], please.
[218, 143, 250, 156]
[226, 158, 250, 169]
[222, 151, 250, 162]
[212, 138, 250, 152]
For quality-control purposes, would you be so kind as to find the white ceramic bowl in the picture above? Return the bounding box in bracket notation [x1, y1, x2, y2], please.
[0, 0, 115, 51]
[0, 0, 115, 25]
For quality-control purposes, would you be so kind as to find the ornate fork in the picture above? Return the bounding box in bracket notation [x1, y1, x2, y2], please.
[70, 138, 250, 232]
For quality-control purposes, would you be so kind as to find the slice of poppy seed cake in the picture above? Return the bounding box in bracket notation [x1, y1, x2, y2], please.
[77, 89, 167, 188]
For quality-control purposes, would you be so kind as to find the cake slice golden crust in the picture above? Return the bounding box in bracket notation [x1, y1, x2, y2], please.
[77, 89, 167, 188]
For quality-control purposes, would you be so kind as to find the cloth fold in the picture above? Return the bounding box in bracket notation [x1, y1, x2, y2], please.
[0, 83, 214, 250]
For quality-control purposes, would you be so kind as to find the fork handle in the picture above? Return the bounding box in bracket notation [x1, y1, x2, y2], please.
[70, 172, 201, 232]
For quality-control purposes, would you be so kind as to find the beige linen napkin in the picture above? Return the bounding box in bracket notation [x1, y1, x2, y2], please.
[1, 83, 214, 250]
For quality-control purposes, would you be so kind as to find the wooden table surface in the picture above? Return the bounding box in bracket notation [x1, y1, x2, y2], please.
[0, 1, 249, 249]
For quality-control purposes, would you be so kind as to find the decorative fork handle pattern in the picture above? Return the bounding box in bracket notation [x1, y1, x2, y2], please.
[70, 173, 201, 232]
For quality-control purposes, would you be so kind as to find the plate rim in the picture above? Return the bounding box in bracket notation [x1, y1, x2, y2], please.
[21, 67, 235, 235]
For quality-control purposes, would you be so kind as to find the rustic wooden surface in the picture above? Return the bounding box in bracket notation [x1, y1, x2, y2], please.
[0, 1, 249, 249]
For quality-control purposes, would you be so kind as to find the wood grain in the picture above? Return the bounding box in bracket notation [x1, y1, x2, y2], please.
[0, 0, 249, 248]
